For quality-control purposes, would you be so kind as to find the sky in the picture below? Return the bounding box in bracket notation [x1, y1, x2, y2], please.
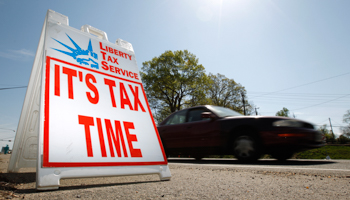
[0, 0, 349, 149]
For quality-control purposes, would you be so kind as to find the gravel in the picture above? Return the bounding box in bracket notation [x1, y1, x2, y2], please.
[1, 154, 349, 199]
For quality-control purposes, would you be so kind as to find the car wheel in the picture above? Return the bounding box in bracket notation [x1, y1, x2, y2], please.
[233, 132, 261, 162]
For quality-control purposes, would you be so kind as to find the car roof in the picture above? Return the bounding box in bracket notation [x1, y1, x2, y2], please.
[158, 105, 314, 126]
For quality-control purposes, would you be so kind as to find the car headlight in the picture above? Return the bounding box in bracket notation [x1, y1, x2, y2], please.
[273, 120, 303, 128]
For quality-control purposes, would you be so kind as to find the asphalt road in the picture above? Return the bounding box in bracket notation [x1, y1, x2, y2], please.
[167, 157, 350, 177]
[1, 155, 350, 199]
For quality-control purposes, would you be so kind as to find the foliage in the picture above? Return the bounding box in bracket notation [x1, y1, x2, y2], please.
[318, 124, 335, 143]
[203, 73, 252, 115]
[341, 110, 350, 138]
[337, 135, 350, 144]
[275, 107, 290, 117]
[146, 98, 172, 124]
[176, 146, 350, 159]
[141, 50, 207, 123]
[343, 110, 350, 124]
[294, 145, 350, 159]
[142, 50, 255, 123]
[340, 127, 350, 139]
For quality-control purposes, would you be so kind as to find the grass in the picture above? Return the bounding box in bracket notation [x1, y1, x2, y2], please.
[171, 145, 350, 160]
[293, 145, 350, 159]
[185, 146, 350, 160]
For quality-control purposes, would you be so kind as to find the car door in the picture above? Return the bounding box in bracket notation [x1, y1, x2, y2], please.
[158, 109, 193, 148]
[185, 108, 221, 148]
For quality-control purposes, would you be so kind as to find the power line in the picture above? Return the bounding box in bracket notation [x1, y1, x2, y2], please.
[0, 137, 14, 142]
[248, 92, 350, 100]
[251, 96, 350, 101]
[0, 84, 25, 87]
[0, 128, 15, 132]
[0, 86, 27, 90]
[290, 94, 350, 111]
[249, 92, 350, 97]
[250, 72, 350, 99]
[316, 125, 344, 127]
[247, 91, 350, 111]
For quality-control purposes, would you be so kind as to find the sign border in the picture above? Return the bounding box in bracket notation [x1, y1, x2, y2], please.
[43, 56, 168, 167]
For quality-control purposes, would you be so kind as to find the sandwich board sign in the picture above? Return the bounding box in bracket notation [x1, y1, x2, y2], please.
[8, 9, 171, 190]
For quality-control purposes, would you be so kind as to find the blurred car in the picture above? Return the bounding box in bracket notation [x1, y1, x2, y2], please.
[157, 105, 324, 162]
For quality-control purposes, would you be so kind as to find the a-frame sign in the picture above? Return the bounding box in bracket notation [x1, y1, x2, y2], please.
[8, 10, 171, 190]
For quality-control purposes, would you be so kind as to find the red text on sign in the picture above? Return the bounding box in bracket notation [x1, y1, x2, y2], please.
[101, 61, 139, 80]
[78, 115, 142, 158]
[55, 65, 99, 104]
[54, 65, 144, 111]
[104, 78, 146, 112]
[99, 42, 132, 60]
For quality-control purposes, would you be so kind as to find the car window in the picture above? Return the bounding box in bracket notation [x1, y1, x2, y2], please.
[165, 110, 187, 125]
[208, 105, 243, 117]
[187, 108, 210, 122]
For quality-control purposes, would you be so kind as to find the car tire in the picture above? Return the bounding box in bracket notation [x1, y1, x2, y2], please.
[232, 131, 261, 162]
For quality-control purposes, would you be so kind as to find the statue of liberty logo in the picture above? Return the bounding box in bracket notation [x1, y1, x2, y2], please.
[52, 34, 99, 69]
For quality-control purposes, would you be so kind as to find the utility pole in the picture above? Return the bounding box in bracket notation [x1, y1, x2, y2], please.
[329, 118, 335, 143]
[241, 93, 246, 115]
[255, 107, 259, 116]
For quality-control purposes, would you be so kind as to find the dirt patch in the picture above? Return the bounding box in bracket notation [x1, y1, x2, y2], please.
[0, 154, 35, 199]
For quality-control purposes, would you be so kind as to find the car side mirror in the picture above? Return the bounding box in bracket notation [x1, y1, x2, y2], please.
[201, 112, 216, 120]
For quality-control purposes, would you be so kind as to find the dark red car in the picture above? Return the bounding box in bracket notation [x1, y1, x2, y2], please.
[157, 105, 324, 162]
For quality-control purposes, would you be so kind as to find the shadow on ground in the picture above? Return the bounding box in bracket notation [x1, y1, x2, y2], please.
[14, 180, 162, 194]
[0, 172, 36, 184]
[0, 172, 163, 194]
[0, 172, 36, 197]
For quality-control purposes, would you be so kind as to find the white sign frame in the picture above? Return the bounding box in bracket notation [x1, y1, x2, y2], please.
[8, 10, 171, 190]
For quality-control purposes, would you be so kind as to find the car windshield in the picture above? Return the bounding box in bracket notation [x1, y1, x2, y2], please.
[208, 106, 243, 117]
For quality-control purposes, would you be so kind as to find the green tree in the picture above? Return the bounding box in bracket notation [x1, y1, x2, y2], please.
[182, 75, 211, 108]
[141, 50, 207, 122]
[341, 110, 350, 139]
[318, 124, 334, 143]
[275, 107, 290, 117]
[337, 135, 350, 144]
[205, 73, 252, 115]
[146, 97, 171, 124]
